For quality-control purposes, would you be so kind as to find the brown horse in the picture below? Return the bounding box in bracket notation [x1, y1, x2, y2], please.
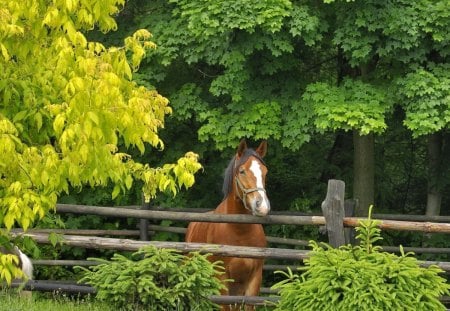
[185, 139, 270, 310]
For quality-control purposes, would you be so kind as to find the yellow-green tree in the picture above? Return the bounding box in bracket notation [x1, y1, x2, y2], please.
[0, 0, 201, 283]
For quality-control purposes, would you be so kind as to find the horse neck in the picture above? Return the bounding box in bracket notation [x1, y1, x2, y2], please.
[222, 181, 250, 215]
[222, 189, 263, 238]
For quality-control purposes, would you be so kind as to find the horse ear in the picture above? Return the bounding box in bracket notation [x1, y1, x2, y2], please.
[256, 140, 267, 158]
[237, 139, 247, 157]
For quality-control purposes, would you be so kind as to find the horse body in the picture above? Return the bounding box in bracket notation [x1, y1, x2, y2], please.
[185, 139, 270, 310]
[186, 199, 267, 296]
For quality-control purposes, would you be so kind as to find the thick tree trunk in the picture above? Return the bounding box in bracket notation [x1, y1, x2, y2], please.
[426, 132, 443, 216]
[353, 131, 374, 217]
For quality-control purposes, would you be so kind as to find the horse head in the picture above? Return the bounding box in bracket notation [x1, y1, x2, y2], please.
[234, 139, 270, 217]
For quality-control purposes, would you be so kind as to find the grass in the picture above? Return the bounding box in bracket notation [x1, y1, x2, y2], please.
[0, 290, 112, 311]
[0, 290, 277, 311]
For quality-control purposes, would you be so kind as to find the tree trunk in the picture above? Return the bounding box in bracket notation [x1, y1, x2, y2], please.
[353, 131, 374, 216]
[426, 132, 443, 216]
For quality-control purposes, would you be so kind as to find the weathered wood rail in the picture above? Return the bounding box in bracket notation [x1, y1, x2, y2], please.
[11, 228, 310, 247]
[56, 203, 450, 233]
[56, 204, 327, 225]
[11, 232, 450, 272]
[12, 228, 450, 254]
[12, 232, 310, 261]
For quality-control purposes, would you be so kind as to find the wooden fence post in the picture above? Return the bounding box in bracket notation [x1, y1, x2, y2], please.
[321, 180, 346, 247]
[344, 199, 357, 245]
[139, 195, 150, 241]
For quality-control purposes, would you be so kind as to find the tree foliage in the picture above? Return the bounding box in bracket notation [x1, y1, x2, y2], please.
[302, 79, 391, 135]
[331, 0, 449, 65]
[0, 0, 201, 280]
[134, 0, 329, 150]
[328, 0, 450, 136]
[134, 0, 449, 151]
[114, 0, 450, 221]
[170, 0, 292, 35]
[396, 64, 450, 136]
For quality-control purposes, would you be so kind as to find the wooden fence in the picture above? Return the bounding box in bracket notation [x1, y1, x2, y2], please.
[10, 179, 450, 307]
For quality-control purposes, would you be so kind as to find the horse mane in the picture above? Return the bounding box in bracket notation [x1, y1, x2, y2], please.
[222, 148, 266, 199]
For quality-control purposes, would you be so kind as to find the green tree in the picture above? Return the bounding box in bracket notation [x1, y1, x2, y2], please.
[298, 1, 449, 215]
[300, 79, 392, 216]
[133, 0, 327, 149]
[0, 0, 201, 282]
[396, 64, 450, 216]
[124, 0, 449, 218]
[131, 0, 392, 216]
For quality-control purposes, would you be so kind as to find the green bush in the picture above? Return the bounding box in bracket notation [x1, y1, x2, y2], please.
[272, 208, 450, 311]
[78, 246, 225, 311]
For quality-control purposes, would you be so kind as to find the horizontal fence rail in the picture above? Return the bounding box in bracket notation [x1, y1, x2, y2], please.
[13, 228, 450, 254]
[11, 228, 311, 248]
[11, 232, 310, 261]
[71, 205, 450, 223]
[56, 204, 450, 233]
[373, 213, 450, 223]
[29, 260, 303, 273]
[11, 232, 450, 271]
[56, 204, 326, 226]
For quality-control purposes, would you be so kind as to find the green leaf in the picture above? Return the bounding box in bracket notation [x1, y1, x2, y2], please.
[48, 232, 64, 247]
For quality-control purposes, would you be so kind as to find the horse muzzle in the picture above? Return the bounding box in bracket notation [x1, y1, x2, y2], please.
[249, 191, 270, 216]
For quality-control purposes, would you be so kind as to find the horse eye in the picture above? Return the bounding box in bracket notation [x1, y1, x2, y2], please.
[239, 169, 246, 175]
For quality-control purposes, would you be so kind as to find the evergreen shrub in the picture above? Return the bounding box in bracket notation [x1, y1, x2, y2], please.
[78, 246, 225, 310]
[272, 208, 450, 311]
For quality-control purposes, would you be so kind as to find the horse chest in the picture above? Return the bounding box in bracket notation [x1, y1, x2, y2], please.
[208, 223, 266, 248]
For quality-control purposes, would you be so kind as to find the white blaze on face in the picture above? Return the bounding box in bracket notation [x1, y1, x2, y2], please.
[249, 160, 270, 215]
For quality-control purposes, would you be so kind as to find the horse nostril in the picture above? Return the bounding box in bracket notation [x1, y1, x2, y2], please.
[256, 199, 262, 208]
